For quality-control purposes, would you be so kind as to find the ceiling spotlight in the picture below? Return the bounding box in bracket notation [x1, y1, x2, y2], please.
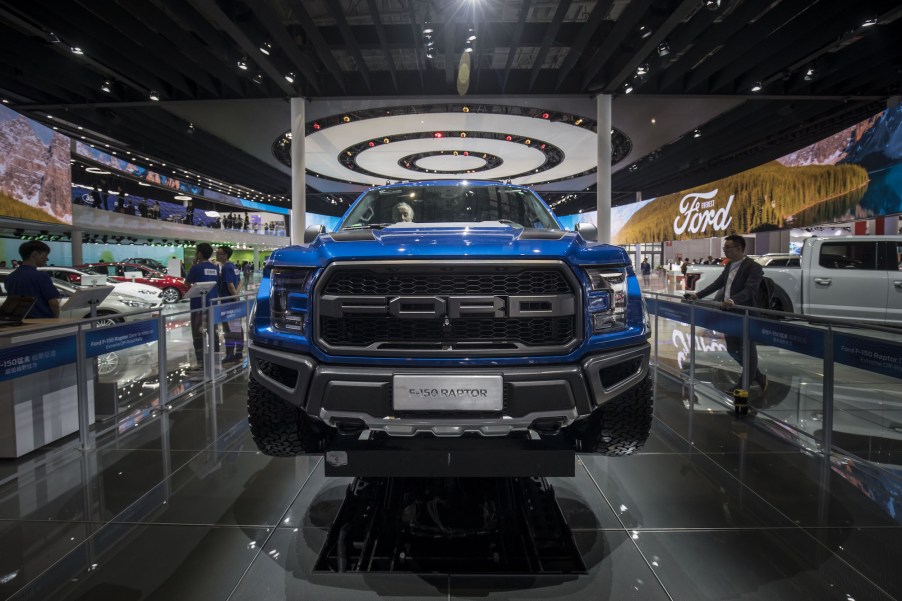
[704, 0, 721, 10]
[149, 90, 160, 101]
[629, 164, 638, 172]
[70, 46, 84, 55]
[46, 32, 60, 43]
[253, 73, 264, 85]
[284, 72, 295, 83]
[861, 17, 878, 27]
[422, 22, 433, 35]
[237, 56, 248, 70]
[464, 40, 473, 53]
[467, 27, 477, 42]
[186, 122, 195, 134]
[624, 82, 634, 94]
[657, 42, 671, 58]
[693, 128, 702, 138]
[638, 25, 652, 39]
[804, 66, 816, 81]
[342, 115, 351, 123]
[750, 81, 763, 92]
[100, 80, 112, 93]
[425, 49, 434, 59]
[637, 64, 650, 76]
[259, 42, 272, 55]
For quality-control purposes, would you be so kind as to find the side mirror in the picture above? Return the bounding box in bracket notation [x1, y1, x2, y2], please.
[303, 224, 326, 243]
[575, 222, 597, 242]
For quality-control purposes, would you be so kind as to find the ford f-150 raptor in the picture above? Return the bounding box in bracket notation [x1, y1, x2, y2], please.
[247, 180, 653, 473]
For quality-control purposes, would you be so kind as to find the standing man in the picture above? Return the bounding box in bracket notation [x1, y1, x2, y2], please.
[185, 243, 219, 368]
[5, 241, 61, 318]
[686, 235, 767, 392]
[215, 246, 243, 364]
[242, 260, 254, 291]
[640, 258, 651, 288]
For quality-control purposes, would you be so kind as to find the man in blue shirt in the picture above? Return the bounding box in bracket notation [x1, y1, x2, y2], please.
[215, 246, 243, 363]
[185, 243, 219, 366]
[5, 241, 62, 318]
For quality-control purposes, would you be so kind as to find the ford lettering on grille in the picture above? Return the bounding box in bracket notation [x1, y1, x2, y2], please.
[319, 294, 575, 319]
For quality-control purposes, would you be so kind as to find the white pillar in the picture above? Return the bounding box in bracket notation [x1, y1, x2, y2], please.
[71, 230, 83, 265]
[596, 94, 612, 244]
[290, 97, 307, 244]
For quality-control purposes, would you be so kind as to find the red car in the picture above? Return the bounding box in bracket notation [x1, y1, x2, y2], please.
[79, 262, 189, 303]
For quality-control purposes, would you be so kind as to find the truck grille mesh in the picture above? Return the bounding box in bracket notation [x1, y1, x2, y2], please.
[322, 270, 571, 296]
[316, 263, 580, 356]
[321, 316, 575, 347]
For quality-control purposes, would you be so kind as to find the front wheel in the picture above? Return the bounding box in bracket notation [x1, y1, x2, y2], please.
[574, 375, 653, 456]
[247, 364, 331, 456]
[90, 311, 122, 327]
[161, 287, 181, 303]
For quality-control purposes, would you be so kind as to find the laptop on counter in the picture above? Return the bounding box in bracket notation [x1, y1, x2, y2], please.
[0, 296, 37, 327]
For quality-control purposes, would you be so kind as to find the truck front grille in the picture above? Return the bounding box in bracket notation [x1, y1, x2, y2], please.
[315, 261, 581, 357]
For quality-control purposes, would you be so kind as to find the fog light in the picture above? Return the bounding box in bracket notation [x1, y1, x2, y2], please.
[593, 313, 617, 332]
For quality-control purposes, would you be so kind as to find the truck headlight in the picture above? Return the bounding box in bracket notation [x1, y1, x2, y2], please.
[584, 267, 627, 332]
[271, 268, 311, 331]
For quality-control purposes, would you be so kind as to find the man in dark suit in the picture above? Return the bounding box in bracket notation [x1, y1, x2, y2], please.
[686, 234, 767, 392]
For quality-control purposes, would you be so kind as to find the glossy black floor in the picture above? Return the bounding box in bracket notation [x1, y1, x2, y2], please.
[1, 370, 900, 600]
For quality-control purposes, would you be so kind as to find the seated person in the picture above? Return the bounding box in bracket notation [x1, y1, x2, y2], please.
[392, 201, 414, 223]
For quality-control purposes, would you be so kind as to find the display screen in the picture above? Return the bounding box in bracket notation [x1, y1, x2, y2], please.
[560, 103, 902, 244]
[0, 105, 72, 224]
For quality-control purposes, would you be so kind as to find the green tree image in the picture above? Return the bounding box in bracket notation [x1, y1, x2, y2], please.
[613, 161, 869, 244]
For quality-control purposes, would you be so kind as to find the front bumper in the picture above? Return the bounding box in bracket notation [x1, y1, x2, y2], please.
[249, 342, 649, 437]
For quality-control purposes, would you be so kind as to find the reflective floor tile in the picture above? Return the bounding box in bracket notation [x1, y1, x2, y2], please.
[281, 460, 352, 530]
[804, 526, 902, 599]
[703, 450, 901, 528]
[108, 452, 317, 527]
[0, 521, 92, 600]
[13, 523, 271, 601]
[449, 531, 669, 600]
[230, 528, 450, 600]
[633, 529, 894, 601]
[635, 420, 688, 454]
[581, 453, 794, 530]
[548, 462, 622, 530]
[109, 406, 249, 452]
[0, 449, 197, 522]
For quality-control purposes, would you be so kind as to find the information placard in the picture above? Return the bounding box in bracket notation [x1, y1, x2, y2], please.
[0, 336, 77, 382]
[85, 319, 160, 359]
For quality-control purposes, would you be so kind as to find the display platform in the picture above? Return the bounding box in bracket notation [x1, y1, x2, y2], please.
[1, 370, 899, 600]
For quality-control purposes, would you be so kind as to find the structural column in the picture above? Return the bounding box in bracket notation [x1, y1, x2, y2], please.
[290, 98, 307, 244]
[596, 94, 612, 244]
[71, 229, 83, 266]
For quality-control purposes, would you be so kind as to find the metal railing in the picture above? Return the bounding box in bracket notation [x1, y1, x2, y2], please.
[645, 290, 902, 484]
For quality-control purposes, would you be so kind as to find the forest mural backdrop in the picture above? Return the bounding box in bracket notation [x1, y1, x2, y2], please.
[558, 103, 902, 243]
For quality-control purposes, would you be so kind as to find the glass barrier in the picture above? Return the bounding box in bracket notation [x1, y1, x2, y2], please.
[647, 291, 902, 478]
[0, 292, 255, 459]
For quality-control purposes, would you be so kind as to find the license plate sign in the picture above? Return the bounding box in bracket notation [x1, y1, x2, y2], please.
[393, 375, 503, 411]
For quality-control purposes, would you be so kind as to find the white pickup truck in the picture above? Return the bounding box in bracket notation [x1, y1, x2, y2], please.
[686, 235, 902, 325]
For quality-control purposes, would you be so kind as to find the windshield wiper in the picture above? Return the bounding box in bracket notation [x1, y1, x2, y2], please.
[341, 223, 394, 231]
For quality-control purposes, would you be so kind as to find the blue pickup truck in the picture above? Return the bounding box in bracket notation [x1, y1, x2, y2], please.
[247, 180, 652, 472]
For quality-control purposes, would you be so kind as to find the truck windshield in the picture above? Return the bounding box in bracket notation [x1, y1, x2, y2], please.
[339, 184, 559, 230]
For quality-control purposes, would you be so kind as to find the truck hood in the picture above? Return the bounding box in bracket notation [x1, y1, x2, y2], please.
[270, 222, 630, 266]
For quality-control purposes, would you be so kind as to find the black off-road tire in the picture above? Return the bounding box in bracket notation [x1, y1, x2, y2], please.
[247, 373, 330, 456]
[578, 375, 653, 456]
